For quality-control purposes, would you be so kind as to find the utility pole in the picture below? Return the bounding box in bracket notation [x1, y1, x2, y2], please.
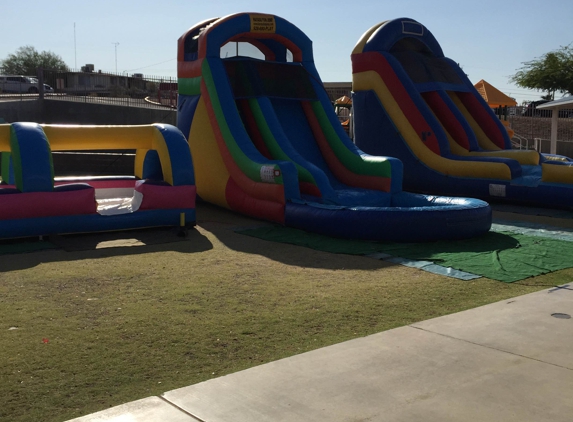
[112, 42, 119, 73]
[74, 23, 77, 69]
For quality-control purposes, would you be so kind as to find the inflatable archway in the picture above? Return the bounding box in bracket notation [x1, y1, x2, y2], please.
[0, 123, 195, 239]
[177, 13, 491, 241]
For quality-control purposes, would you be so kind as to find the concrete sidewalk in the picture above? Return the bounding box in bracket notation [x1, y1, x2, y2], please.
[68, 285, 573, 422]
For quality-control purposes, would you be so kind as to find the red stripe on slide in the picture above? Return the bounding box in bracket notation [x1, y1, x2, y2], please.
[422, 91, 470, 150]
[352, 52, 441, 155]
[225, 177, 285, 224]
[239, 100, 322, 198]
[200, 80, 286, 206]
[301, 101, 391, 192]
[457, 92, 506, 149]
[136, 184, 196, 210]
[0, 189, 97, 220]
[54, 180, 135, 189]
[299, 181, 321, 197]
[178, 60, 203, 79]
[237, 99, 273, 159]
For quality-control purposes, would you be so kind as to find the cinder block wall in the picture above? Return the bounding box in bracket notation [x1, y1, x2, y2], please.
[41, 100, 176, 125]
[0, 99, 176, 125]
[0, 100, 43, 123]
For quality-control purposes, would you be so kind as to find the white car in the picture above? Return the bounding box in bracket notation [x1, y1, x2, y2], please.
[0, 75, 41, 93]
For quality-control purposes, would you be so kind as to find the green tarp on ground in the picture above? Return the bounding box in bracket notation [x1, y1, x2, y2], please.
[236, 226, 573, 283]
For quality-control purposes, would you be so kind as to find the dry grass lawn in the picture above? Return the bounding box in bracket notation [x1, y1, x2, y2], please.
[0, 203, 567, 422]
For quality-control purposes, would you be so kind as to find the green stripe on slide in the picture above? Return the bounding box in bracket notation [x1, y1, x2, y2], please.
[178, 77, 201, 96]
[9, 126, 24, 190]
[311, 101, 392, 178]
[1, 152, 11, 183]
[202, 60, 283, 184]
[248, 98, 316, 186]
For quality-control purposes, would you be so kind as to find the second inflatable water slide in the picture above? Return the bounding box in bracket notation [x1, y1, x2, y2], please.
[352, 18, 573, 208]
[177, 13, 491, 241]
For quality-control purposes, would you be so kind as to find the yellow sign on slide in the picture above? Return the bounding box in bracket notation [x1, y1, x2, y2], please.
[250, 14, 276, 33]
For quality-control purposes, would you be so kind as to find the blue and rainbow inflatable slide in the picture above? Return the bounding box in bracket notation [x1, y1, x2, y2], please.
[352, 18, 573, 208]
[177, 13, 491, 241]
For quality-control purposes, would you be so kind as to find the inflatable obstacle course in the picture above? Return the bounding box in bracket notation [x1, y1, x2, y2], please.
[352, 17, 573, 209]
[0, 123, 195, 239]
[177, 13, 491, 242]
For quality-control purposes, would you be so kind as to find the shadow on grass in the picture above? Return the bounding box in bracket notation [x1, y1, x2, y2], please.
[221, 227, 520, 258]
[0, 201, 526, 275]
[0, 226, 213, 272]
[195, 203, 526, 272]
[202, 221, 402, 271]
[388, 231, 521, 257]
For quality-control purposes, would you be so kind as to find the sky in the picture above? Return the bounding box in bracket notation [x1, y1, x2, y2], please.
[1, 0, 571, 105]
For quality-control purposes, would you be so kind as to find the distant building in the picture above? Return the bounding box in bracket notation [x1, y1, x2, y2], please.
[46, 64, 152, 97]
[323, 82, 352, 102]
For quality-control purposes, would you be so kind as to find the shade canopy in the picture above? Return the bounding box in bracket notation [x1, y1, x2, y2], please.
[537, 96, 573, 110]
[334, 95, 352, 106]
[536, 96, 573, 155]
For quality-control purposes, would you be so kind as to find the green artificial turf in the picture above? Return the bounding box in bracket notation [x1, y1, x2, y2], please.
[237, 226, 573, 282]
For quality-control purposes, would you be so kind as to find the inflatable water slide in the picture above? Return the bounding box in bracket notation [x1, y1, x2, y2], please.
[0, 123, 195, 239]
[177, 13, 491, 241]
[352, 18, 573, 209]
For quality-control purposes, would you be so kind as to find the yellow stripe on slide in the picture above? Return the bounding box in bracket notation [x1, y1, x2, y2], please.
[541, 162, 573, 185]
[0, 124, 10, 151]
[424, 104, 470, 155]
[467, 149, 539, 165]
[42, 125, 157, 150]
[187, 97, 230, 207]
[352, 21, 387, 55]
[43, 124, 178, 185]
[447, 92, 501, 151]
[424, 101, 539, 165]
[353, 70, 512, 180]
[425, 107, 539, 165]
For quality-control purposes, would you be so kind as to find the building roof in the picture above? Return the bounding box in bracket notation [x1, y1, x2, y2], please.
[537, 96, 573, 109]
[334, 95, 352, 106]
[474, 79, 516, 107]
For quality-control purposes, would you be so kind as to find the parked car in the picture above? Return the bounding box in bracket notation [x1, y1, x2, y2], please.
[43, 84, 54, 93]
[0, 75, 40, 93]
[522, 100, 573, 118]
[522, 100, 551, 117]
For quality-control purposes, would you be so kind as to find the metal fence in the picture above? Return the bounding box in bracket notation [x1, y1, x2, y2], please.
[0, 67, 178, 110]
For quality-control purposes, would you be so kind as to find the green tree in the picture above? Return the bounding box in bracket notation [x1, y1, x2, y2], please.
[0, 45, 68, 75]
[510, 44, 573, 100]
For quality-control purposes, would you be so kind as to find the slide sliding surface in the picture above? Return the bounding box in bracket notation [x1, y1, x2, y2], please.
[352, 17, 573, 209]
